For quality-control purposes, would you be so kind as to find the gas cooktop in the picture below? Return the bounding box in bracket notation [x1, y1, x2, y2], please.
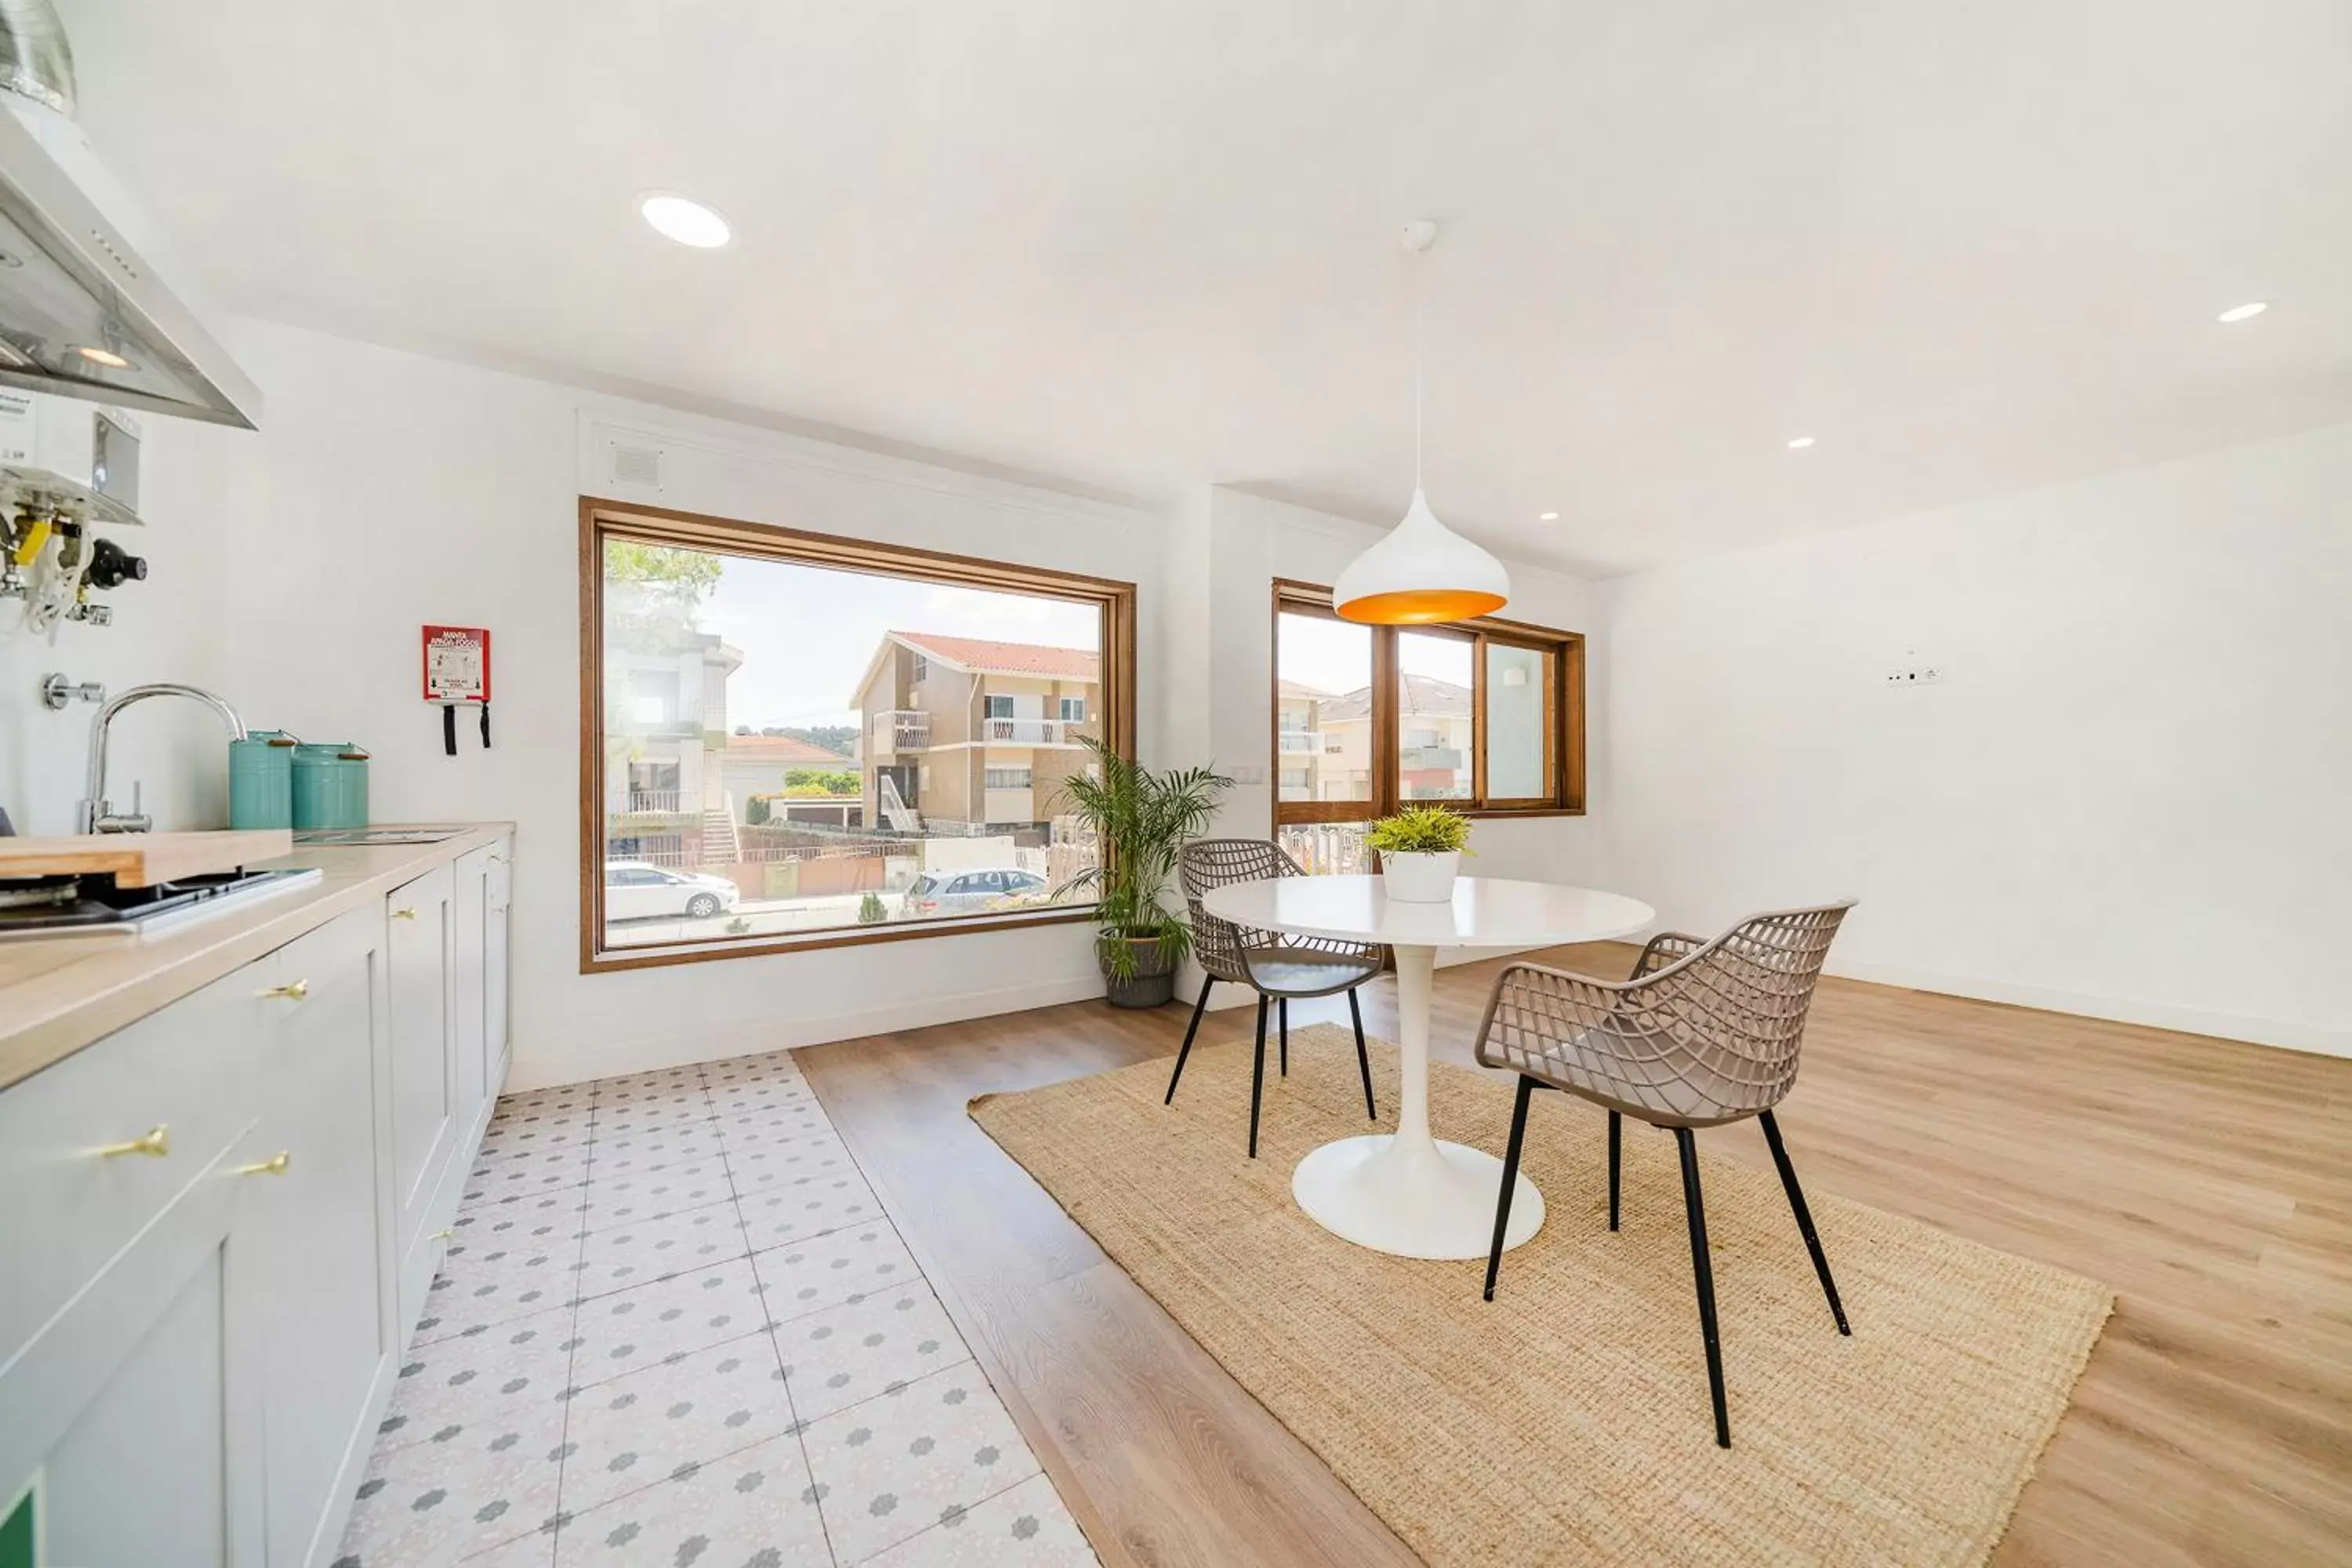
[0, 866, 323, 939]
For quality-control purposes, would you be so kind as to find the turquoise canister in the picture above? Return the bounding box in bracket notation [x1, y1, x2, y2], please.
[229, 730, 299, 829]
[292, 742, 372, 830]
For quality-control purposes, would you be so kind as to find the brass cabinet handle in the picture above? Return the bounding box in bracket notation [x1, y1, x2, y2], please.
[235, 1150, 292, 1178]
[391, 907, 418, 921]
[430, 1227, 453, 1241]
[96, 1124, 171, 1160]
[488, 854, 508, 865]
[260, 979, 309, 1001]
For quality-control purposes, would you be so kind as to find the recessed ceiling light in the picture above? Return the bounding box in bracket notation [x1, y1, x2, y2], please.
[640, 192, 731, 249]
[1786, 436, 1817, 449]
[71, 344, 132, 368]
[2216, 300, 2268, 323]
[1537, 510, 1559, 521]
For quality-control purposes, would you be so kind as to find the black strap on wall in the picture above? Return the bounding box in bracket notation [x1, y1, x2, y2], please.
[442, 702, 457, 757]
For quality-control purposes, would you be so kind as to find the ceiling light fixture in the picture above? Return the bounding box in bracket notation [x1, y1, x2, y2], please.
[1332, 221, 1510, 626]
[640, 192, 731, 249]
[2216, 301, 2268, 323]
[71, 344, 132, 369]
[1538, 510, 1560, 521]
[1786, 436, 1817, 449]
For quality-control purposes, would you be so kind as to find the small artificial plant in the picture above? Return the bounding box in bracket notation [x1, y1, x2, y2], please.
[1056, 735, 1232, 980]
[1365, 802, 1473, 857]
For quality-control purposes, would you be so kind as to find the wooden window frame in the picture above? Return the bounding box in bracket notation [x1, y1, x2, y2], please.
[579, 497, 1138, 975]
[1270, 578, 1585, 828]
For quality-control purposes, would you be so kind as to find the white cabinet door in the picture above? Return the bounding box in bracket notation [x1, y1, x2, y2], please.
[386, 864, 456, 1334]
[485, 844, 512, 1091]
[0, 1145, 264, 1568]
[452, 846, 492, 1125]
[240, 910, 393, 1568]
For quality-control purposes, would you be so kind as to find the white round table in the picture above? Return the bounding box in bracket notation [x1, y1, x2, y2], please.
[1202, 874, 1655, 1261]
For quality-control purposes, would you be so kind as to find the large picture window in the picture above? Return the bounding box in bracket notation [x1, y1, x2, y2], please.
[1272, 580, 1583, 873]
[579, 500, 1136, 972]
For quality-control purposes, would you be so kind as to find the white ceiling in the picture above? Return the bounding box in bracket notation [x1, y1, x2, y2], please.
[61, 0, 2352, 575]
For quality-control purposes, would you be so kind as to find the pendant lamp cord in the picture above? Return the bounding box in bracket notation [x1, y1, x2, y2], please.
[1412, 241, 1425, 492]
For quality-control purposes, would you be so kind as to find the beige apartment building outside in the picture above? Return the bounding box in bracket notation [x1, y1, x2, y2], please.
[1278, 673, 1475, 804]
[851, 631, 1102, 833]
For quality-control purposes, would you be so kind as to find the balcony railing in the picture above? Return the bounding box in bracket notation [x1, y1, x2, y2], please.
[984, 717, 1073, 744]
[1399, 746, 1465, 772]
[620, 789, 684, 813]
[869, 710, 930, 753]
[1278, 728, 1324, 754]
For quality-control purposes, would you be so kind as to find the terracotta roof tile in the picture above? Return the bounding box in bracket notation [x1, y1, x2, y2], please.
[891, 630, 1099, 681]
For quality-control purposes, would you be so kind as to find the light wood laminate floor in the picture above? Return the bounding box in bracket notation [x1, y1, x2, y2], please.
[796, 943, 2352, 1566]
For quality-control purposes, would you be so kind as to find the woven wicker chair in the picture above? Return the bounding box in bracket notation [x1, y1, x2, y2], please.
[1169, 839, 1384, 1157]
[1472, 900, 1856, 1447]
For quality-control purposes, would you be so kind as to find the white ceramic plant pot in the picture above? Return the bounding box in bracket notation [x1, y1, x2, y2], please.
[1381, 850, 1461, 903]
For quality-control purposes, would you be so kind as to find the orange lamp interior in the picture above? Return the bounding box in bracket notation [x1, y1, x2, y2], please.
[1334, 587, 1508, 625]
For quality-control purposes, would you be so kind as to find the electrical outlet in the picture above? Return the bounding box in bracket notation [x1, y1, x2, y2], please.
[1883, 663, 1942, 687]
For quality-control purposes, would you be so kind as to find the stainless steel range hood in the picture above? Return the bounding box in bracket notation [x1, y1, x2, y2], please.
[0, 3, 260, 429]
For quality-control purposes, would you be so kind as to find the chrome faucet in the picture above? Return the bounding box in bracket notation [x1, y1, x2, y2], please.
[79, 683, 247, 834]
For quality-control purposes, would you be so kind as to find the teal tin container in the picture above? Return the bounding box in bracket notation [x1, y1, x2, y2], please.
[292, 742, 372, 830]
[228, 730, 299, 829]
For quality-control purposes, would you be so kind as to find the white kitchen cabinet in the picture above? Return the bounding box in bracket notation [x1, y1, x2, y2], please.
[0, 1096, 266, 1568]
[0, 831, 514, 1568]
[237, 909, 394, 1568]
[387, 862, 459, 1335]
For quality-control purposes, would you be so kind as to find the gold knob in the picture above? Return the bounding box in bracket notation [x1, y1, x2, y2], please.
[391, 906, 418, 921]
[488, 854, 508, 865]
[235, 1150, 292, 1178]
[260, 979, 309, 1001]
[96, 1124, 170, 1160]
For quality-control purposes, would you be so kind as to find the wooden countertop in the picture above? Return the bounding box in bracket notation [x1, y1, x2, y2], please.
[0, 823, 514, 1093]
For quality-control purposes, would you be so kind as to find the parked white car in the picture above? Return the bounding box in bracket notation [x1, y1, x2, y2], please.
[900, 867, 1051, 918]
[605, 861, 742, 920]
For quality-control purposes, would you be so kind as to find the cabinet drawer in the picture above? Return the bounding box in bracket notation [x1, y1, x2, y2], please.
[0, 967, 270, 1367]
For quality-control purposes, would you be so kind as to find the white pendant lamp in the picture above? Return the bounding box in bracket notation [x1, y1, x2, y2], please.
[1333, 220, 1510, 626]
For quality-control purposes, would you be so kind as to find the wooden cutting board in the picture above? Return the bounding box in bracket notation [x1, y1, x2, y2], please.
[0, 830, 294, 887]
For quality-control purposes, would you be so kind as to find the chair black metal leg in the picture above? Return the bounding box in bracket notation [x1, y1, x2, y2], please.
[1673, 1127, 1731, 1448]
[1607, 1109, 1621, 1232]
[1247, 995, 1269, 1160]
[1347, 988, 1376, 1120]
[1484, 1076, 1537, 1301]
[1759, 1110, 1850, 1335]
[1164, 976, 1214, 1106]
[1278, 997, 1289, 1076]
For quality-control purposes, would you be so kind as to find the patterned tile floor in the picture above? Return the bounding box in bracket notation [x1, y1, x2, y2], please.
[335, 1051, 1098, 1567]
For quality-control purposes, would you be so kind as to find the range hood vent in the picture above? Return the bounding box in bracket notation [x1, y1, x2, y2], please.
[0, 2, 260, 429]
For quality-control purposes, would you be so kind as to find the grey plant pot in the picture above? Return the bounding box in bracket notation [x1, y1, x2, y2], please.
[1102, 935, 1178, 1009]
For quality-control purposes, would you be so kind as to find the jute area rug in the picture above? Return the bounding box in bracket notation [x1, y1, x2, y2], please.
[971, 1025, 2111, 1567]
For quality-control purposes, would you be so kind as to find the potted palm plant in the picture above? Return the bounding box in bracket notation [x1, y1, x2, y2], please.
[1367, 803, 1472, 902]
[1057, 736, 1232, 1007]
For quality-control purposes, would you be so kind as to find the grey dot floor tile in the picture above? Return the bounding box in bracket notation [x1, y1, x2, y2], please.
[378, 1306, 575, 1454]
[735, 1164, 882, 1250]
[550, 1432, 829, 1567]
[777, 1283, 968, 1424]
[860, 1472, 1098, 1567]
[568, 1258, 774, 1385]
[577, 1160, 733, 1232]
[336, 1399, 564, 1565]
[559, 1332, 797, 1515]
[750, 1224, 918, 1323]
[574, 1199, 751, 1299]
[801, 1363, 1043, 1565]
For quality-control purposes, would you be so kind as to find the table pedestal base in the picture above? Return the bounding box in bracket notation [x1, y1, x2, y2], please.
[1291, 1133, 1545, 1261]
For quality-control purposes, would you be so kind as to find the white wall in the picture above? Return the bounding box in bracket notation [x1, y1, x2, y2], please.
[0, 405, 239, 835]
[212, 321, 1164, 1090]
[1599, 422, 2352, 1056]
